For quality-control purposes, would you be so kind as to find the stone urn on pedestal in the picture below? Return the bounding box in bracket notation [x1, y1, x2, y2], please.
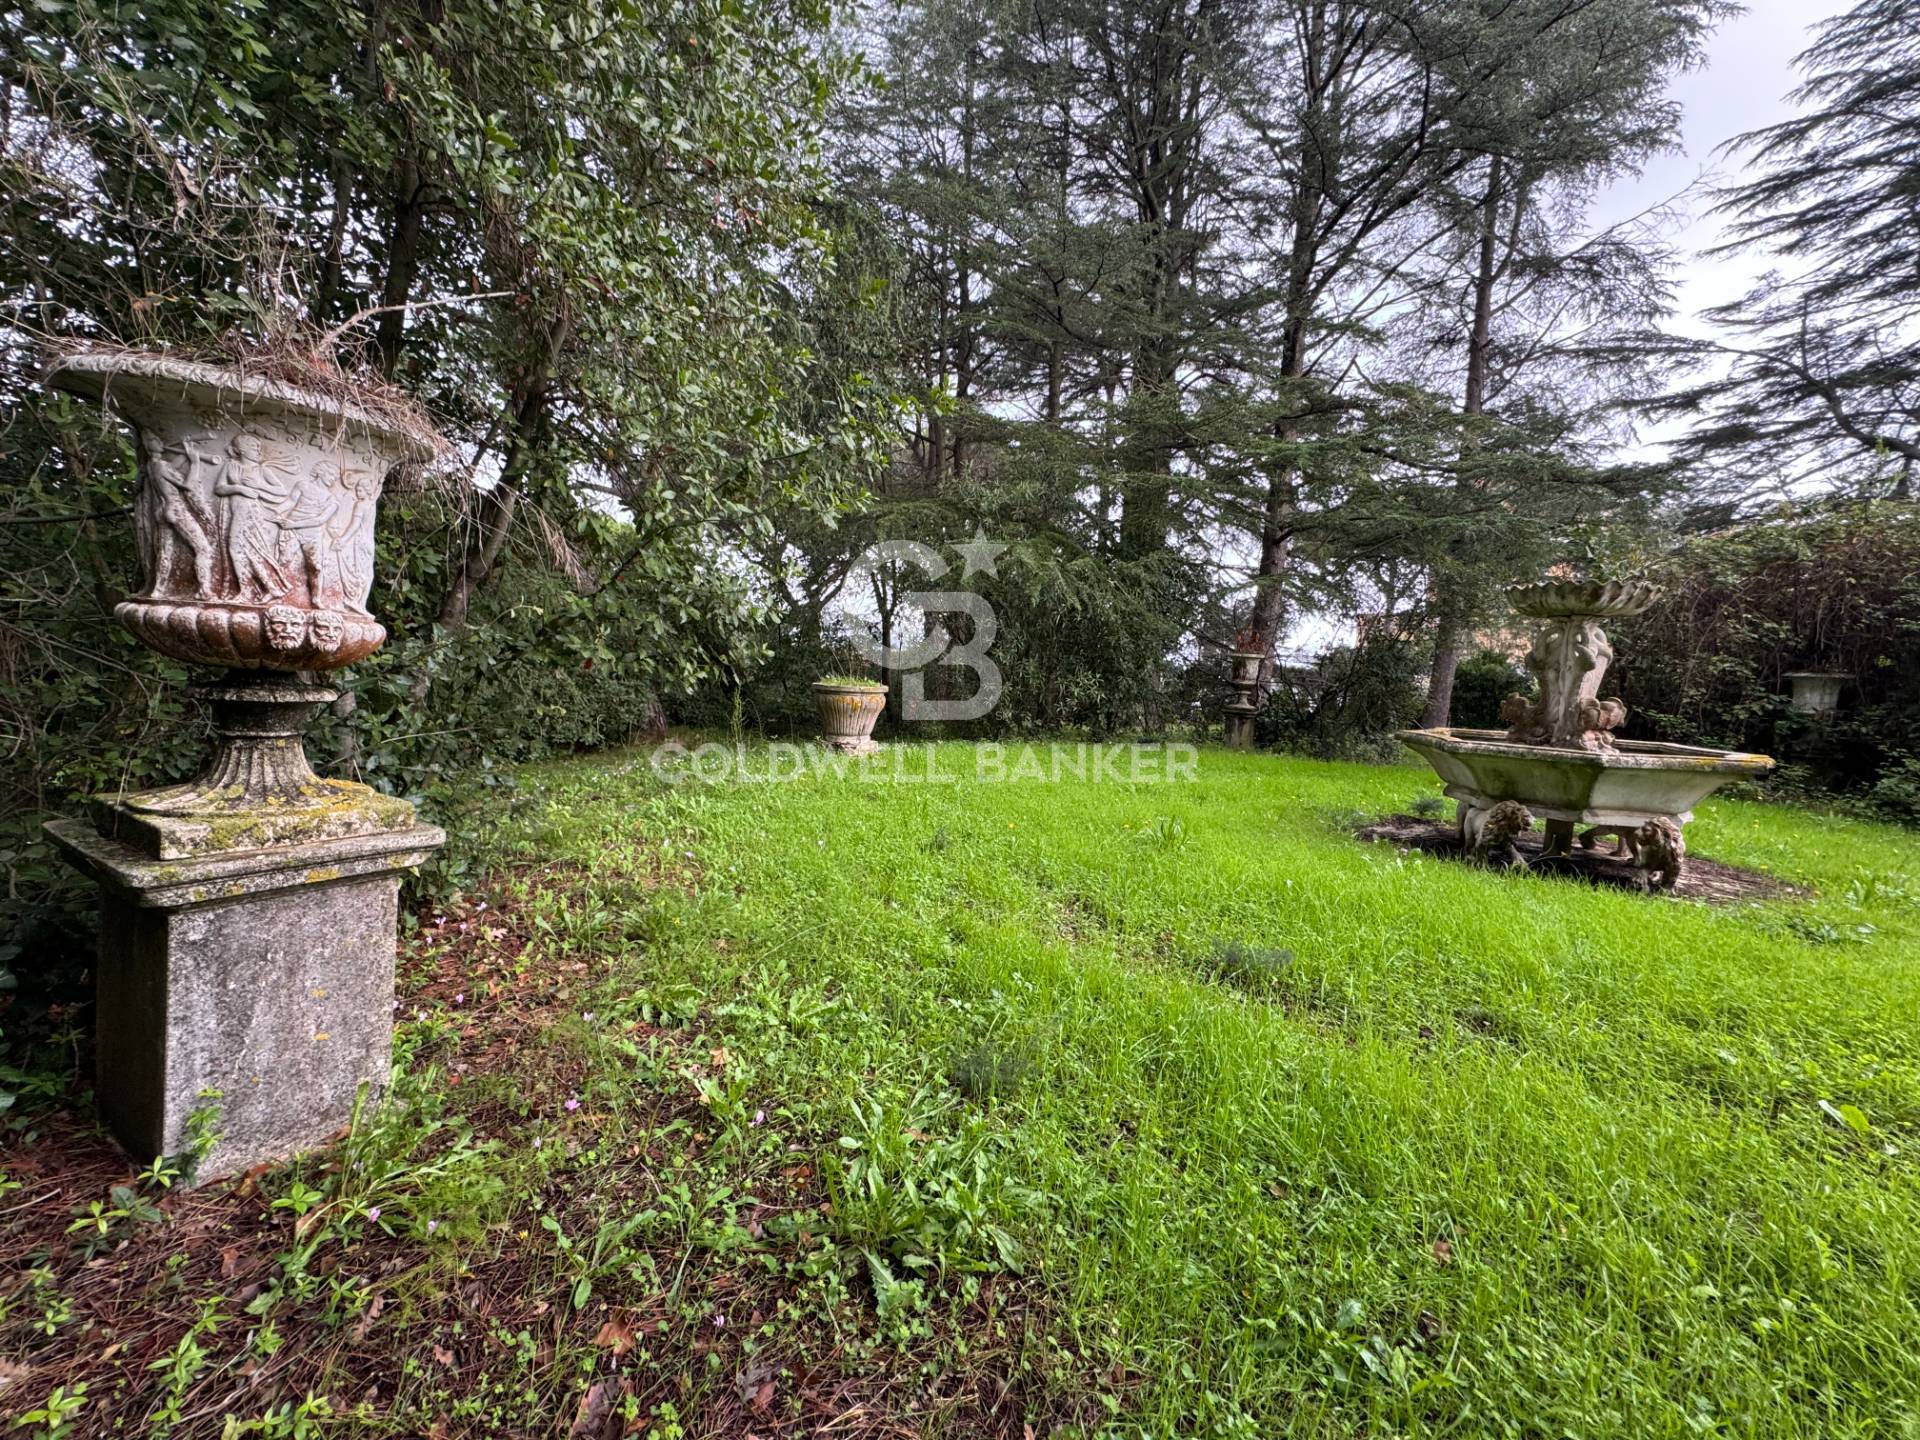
[43, 349, 445, 1182]
[1223, 631, 1266, 749]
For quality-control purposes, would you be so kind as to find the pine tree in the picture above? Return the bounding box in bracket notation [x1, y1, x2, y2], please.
[1643, 0, 1920, 499]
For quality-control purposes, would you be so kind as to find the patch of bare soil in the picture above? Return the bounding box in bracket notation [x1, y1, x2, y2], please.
[1357, 815, 1806, 904]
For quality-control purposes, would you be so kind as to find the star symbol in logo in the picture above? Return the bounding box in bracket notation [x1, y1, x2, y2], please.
[953, 529, 1008, 580]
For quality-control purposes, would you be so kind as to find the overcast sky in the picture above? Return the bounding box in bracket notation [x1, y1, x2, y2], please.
[1595, 0, 1854, 337]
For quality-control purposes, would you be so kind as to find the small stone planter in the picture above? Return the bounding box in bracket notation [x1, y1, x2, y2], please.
[813, 680, 887, 755]
[1784, 672, 1851, 715]
[42, 348, 444, 1182]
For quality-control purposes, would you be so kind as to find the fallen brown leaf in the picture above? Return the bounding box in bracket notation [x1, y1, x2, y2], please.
[592, 1313, 637, 1356]
[349, 1291, 385, 1344]
[569, 1376, 629, 1439]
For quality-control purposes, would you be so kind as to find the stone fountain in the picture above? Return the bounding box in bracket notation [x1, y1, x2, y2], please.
[42, 349, 445, 1181]
[1398, 578, 1774, 887]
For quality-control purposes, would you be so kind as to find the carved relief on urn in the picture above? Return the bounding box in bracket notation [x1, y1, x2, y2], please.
[47, 350, 434, 671]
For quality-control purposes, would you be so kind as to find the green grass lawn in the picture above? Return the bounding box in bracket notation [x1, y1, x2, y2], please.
[9, 742, 1920, 1438]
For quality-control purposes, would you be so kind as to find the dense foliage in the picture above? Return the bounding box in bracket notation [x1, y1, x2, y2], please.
[1611, 500, 1920, 819]
[1, 0, 896, 936]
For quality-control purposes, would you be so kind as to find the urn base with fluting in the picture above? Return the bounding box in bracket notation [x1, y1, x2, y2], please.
[88, 674, 419, 861]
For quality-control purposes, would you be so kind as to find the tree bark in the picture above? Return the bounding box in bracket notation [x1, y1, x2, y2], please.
[1422, 156, 1504, 729]
[310, 152, 353, 326]
[374, 153, 425, 376]
[433, 313, 571, 638]
[435, 385, 549, 634]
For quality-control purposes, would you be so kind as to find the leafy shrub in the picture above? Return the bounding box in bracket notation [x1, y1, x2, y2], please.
[1869, 757, 1920, 825]
[1609, 499, 1920, 822]
[1451, 649, 1528, 729]
[1258, 637, 1424, 759]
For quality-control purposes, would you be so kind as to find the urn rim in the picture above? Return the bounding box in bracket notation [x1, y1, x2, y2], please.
[43, 347, 439, 462]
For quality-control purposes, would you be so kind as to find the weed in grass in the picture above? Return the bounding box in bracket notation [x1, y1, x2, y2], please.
[1135, 814, 1189, 851]
[15, 1381, 88, 1439]
[1202, 940, 1296, 993]
[948, 1036, 1037, 1101]
[824, 1088, 1032, 1277]
[1844, 866, 1916, 909]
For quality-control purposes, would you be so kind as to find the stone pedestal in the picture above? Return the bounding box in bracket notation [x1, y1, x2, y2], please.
[1784, 672, 1850, 715]
[1224, 701, 1257, 749]
[48, 817, 442, 1182]
[48, 675, 442, 1182]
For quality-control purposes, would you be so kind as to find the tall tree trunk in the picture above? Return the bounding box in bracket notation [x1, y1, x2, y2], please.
[435, 386, 549, 634]
[374, 153, 425, 376]
[310, 152, 352, 326]
[953, 54, 977, 480]
[1249, 225, 1316, 652]
[1422, 157, 1504, 729]
[1116, 369, 1175, 560]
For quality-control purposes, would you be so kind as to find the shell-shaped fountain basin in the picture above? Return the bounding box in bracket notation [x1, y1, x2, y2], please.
[1397, 728, 1775, 824]
[1504, 579, 1660, 620]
